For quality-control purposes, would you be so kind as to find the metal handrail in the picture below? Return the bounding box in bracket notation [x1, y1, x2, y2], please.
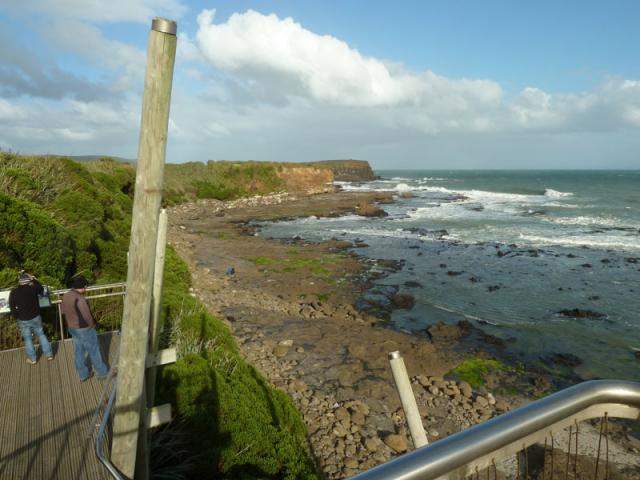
[51, 283, 127, 340]
[350, 380, 640, 480]
[50, 282, 127, 304]
[95, 377, 125, 480]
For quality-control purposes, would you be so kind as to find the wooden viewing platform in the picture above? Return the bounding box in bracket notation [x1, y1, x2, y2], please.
[0, 333, 119, 479]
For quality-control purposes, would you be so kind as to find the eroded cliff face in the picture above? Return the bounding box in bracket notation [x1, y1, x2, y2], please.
[310, 160, 377, 181]
[277, 166, 335, 194]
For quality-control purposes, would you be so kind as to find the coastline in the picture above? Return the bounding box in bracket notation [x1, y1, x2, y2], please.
[167, 190, 640, 479]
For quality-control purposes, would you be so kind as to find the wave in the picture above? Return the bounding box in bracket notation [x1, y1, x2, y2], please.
[548, 215, 637, 229]
[520, 234, 640, 251]
[545, 188, 574, 198]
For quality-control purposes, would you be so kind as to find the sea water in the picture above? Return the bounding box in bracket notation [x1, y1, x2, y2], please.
[259, 170, 640, 381]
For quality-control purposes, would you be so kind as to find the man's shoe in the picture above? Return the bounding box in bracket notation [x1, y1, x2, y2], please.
[46, 356, 54, 361]
[26, 358, 37, 365]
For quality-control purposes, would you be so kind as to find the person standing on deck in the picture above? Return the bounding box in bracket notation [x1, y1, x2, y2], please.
[61, 276, 108, 381]
[9, 271, 54, 364]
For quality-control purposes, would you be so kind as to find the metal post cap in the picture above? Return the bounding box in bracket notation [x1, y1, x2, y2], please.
[388, 351, 401, 360]
[151, 17, 177, 35]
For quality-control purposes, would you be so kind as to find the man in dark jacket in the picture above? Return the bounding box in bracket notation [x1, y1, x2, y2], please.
[9, 272, 54, 364]
[61, 276, 108, 381]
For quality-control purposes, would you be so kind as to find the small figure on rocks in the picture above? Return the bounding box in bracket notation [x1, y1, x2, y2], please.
[9, 271, 54, 364]
[61, 276, 109, 382]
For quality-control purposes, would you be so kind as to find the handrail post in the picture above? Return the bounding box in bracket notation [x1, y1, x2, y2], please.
[57, 303, 65, 340]
[111, 17, 177, 479]
[389, 351, 429, 448]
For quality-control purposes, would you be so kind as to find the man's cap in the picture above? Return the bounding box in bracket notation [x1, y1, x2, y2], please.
[18, 272, 32, 285]
[70, 276, 89, 289]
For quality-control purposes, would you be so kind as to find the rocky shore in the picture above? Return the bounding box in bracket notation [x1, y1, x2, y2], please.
[167, 191, 640, 479]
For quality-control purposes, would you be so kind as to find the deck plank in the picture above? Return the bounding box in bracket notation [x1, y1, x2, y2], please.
[0, 333, 119, 479]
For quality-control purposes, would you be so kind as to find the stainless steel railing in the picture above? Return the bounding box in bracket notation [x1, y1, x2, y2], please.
[0, 282, 127, 349]
[350, 380, 640, 480]
[95, 380, 124, 480]
[50, 282, 127, 340]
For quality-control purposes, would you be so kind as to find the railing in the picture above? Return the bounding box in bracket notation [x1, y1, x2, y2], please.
[50, 282, 127, 340]
[0, 282, 126, 349]
[94, 375, 124, 480]
[350, 380, 640, 480]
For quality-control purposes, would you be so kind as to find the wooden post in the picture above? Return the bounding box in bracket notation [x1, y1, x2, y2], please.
[146, 207, 168, 409]
[111, 17, 177, 479]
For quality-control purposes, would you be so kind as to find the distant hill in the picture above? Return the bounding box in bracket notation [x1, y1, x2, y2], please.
[40, 155, 376, 182]
[45, 154, 134, 164]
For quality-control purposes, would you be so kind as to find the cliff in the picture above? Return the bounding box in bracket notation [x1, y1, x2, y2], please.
[277, 166, 334, 194]
[309, 160, 377, 182]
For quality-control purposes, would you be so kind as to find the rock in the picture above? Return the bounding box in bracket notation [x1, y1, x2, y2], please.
[495, 400, 510, 412]
[557, 309, 607, 319]
[356, 202, 388, 218]
[273, 345, 290, 357]
[404, 280, 423, 288]
[383, 434, 408, 453]
[335, 407, 351, 423]
[344, 457, 359, 469]
[333, 423, 348, 437]
[427, 321, 467, 342]
[350, 410, 366, 426]
[364, 436, 381, 453]
[392, 293, 415, 309]
[289, 379, 308, 393]
[542, 352, 583, 367]
[459, 381, 473, 398]
[486, 393, 496, 405]
[475, 395, 489, 407]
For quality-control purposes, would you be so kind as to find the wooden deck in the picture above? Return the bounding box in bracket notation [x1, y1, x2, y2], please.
[0, 333, 119, 480]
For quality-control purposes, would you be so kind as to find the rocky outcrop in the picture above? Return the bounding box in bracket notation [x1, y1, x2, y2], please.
[311, 160, 377, 181]
[277, 166, 335, 194]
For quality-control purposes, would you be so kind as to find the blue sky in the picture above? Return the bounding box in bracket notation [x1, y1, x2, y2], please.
[0, 1, 639, 168]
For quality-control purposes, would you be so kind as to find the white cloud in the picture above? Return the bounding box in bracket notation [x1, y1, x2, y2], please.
[194, 9, 640, 137]
[0, 6, 638, 168]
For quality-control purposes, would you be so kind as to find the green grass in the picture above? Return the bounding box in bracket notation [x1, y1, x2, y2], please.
[0, 153, 319, 479]
[449, 357, 512, 388]
[164, 161, 286, 203]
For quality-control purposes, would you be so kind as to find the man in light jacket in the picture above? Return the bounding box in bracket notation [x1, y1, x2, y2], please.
[9, 271, 54, 364]
[61, 276, 108, 381]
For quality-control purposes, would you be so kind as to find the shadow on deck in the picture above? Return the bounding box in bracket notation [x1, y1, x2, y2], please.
[0, 332, 119, 480]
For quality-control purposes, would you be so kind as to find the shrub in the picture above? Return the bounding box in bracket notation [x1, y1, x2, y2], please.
[158, 248, 318, 479]
[0, 193, 74, 288]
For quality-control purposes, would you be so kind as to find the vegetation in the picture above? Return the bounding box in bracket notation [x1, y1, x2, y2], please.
[448, 357, 512, 388]
[0, 153, 318, 479]
[164, 161, 286, 204]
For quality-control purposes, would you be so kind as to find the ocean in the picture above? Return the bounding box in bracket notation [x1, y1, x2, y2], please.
[259, 170, 640, 381]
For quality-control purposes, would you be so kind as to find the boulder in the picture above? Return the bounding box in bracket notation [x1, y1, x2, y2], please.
[356, 202, 388, 218]
[392, 293, 415, 310]
[383, 434, 408, 453]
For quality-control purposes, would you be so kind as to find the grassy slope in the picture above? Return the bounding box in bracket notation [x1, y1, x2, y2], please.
[0, 152, 318, 479]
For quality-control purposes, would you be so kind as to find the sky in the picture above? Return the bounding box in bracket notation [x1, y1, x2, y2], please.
[0, 0, 639, 169]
